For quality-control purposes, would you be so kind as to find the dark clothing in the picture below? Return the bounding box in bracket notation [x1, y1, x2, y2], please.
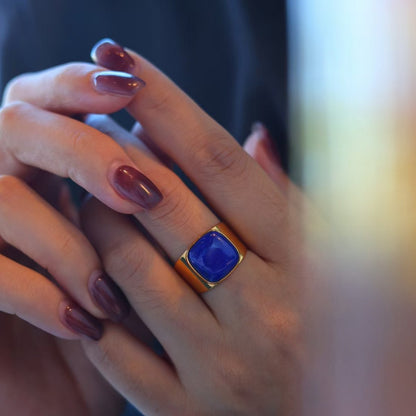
[0, 0, 287, 161]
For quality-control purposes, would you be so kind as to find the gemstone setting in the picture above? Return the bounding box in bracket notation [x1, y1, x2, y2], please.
[188, 231, 240, 283]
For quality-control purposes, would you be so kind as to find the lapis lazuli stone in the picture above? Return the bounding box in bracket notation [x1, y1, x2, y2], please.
[188, 231, 239, 283]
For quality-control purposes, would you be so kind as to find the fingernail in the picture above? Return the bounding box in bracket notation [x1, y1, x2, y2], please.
[89, 272, 130, 322]
[93, 71, 145, 97]
[112, 165, 163, 210]
[91, 38, 135, 72]
[250, 121, 281, 164]
[60, 301, 103, 341]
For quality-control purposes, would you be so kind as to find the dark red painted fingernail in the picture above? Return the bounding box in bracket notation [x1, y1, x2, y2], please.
[251, 121, 281, 164]
[93, 71, 145, 97]
[89, 272, 130, 322]
[112, 165, 163, 210]
[61, 302, 103, 341]
[91, 38, 135, 72]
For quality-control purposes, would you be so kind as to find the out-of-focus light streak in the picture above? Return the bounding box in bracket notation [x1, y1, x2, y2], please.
[289, 2, 416, 415]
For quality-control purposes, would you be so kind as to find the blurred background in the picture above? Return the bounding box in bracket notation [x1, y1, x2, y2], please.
[290, 1, 416, 415]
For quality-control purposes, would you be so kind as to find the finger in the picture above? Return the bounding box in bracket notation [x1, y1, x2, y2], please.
[83, 113, 220, 259]
[3, 62, 144, 114]
[80, 197, 218, 360]
[243, 122, 306, 208]
[0, 255, 78, 339]
[0, 175, 129, 322]
[84, 114, 273, 315]
[85, 114, 159, 162]
[243, 123, 285, 187]
[0, 250, 103, 341]
[92, 39, 284, 261]
[82, 322, 188, 416]
[80, 197, 280, 366]
[244, 123, 325, 239]
[0, 102, 163, 214]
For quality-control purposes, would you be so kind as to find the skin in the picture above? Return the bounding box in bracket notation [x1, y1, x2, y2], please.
[0, 174, 124, 415]
[0, 43, 319, 415]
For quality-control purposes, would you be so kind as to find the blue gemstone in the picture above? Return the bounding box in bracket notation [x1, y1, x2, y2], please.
[188, 231, 239, 283]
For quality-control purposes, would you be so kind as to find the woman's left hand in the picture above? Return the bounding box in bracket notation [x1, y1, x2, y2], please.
[79, 40, 313, 416]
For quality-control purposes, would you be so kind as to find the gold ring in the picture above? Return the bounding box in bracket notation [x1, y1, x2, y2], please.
[174, 222, 246, 293]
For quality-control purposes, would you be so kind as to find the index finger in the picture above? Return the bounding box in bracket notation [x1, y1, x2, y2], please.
[92, 39, 285, 261]
[3, 62, 144, 114]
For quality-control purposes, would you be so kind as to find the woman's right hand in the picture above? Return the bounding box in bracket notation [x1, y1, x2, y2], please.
[0, 62, 158, 414]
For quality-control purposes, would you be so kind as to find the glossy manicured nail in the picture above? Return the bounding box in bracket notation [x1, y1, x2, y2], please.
[61, 302, 103, 341]
[93, 71, 145, 97]
[91, 38, 135, 72]
[89, 272, 130, 322]
[112, 165, 163, 209]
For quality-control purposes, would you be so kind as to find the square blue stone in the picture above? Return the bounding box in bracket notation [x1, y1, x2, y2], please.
[188, 231, 239, 283]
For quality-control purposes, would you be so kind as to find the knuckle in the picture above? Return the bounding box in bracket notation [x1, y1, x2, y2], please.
[147, 180, 193, 233]
[133, 284, 173, 314]
[268, 308, 302, 348]
[192, 134, 249, 181]
[45, 229, 89, 275]
[213, 352, 252, 407]
[87, 335, 118, 371]
[65, 129, 89, 180]
[103, 239, 173, 313]
[2, 74, 30, 103]
[55, 231, 79, 259]
[0, 101, 31, 130]
[68, 128, 89, 154]
[142, 87, 173, 114]
[104, 239, 153, 288]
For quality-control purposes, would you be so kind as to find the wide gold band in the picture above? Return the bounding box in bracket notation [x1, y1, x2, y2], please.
[174, 222, 246, 293]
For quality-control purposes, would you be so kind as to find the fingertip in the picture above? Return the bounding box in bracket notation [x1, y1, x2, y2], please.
[88, 270, 131, 323]
[108, 163, 163, 212]
[90, 38, 136, 73]
[243, 126, 263, 158]
[90, 38, 118, 62]
[244, 122, 281, 167]
[59, 300, 104, 341]
[244, 122, 285, 186]
[92, 70, 145, 97]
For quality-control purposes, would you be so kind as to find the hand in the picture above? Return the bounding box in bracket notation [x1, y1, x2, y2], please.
[77, 39, 313, 416]
[0, 62, 154, 414]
